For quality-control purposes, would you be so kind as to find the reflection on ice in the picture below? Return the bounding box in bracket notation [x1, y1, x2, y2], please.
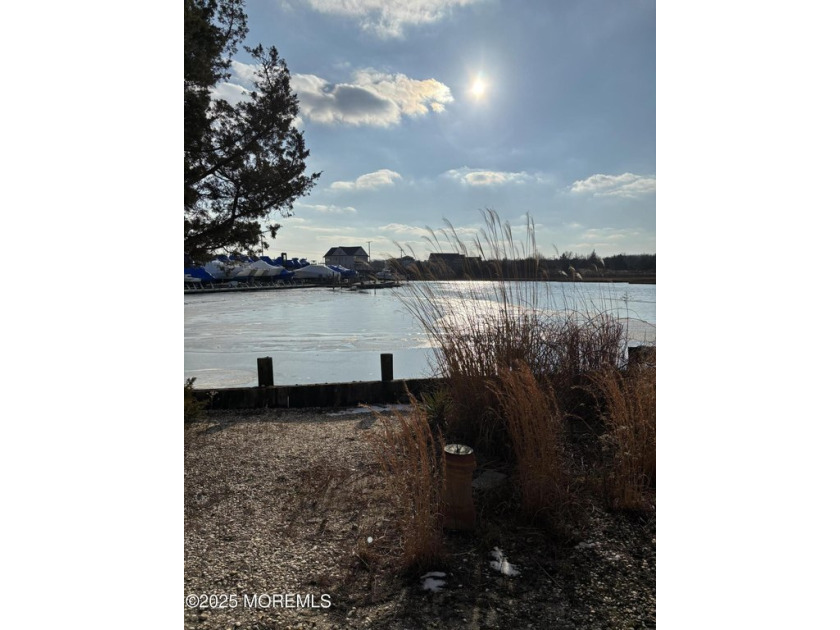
[185, 281, 655, 388]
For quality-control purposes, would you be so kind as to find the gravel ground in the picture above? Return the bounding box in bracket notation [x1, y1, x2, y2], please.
[185, 408, 655, 629]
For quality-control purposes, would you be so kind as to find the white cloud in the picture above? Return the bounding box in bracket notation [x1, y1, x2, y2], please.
[292, 74, 400, 126]
[330, 169, 402, 191]
[378, 223, 429, 236]
[306, 0, 486, 38]
[210, 82, 251, 105]
[580, 227, 643, 241]
[292, 70, 452, 126]
[570, 173, 656, 198]
[297, 203, 358, 214]
[213, 62, 452, 127]
[443, 168, 537, 186]
[354, 70, 453, 116]
[565, 227, 655, 253]
[230, 60, 260, 84]
[209, 61, 261, 105]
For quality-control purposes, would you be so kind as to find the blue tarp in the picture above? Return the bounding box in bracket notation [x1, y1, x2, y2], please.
[185, 267, 215, 282]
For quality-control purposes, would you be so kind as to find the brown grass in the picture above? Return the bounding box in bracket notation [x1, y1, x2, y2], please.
[589, 354, 656, 510]
[392, 210, 652, 523]
[184, 377, 207, 422]
[367, 404, 447, 572]
[492, 362, 567, 521]
[395, 211, 626, 455]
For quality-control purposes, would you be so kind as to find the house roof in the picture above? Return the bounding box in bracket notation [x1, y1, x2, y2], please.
[324, 246, 368, 257]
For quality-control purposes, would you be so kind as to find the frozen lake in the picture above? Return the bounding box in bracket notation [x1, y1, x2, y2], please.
[184, 281, 656, 388]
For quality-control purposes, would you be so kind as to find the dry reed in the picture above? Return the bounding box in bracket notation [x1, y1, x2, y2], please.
[492, 362, 567, 520]
[368, 405, 446, 571]
[589, 354, 656, 510]
[392, 209, 651, 524]
[395, 210, 627, 453]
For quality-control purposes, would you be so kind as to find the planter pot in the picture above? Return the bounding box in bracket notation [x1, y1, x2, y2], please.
[443, 444, 476, 531]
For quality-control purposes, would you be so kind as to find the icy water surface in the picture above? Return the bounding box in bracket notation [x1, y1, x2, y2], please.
[184, 281, 655, 388]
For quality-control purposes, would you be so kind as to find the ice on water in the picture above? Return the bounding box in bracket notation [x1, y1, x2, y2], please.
[185, 282, 655, 388]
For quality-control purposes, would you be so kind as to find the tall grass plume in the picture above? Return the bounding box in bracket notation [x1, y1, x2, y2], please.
[368, 404, 446, 571]
[492, 362, 567, 521]
[396, 209, 627, 454]
[589, 352, 656, 510]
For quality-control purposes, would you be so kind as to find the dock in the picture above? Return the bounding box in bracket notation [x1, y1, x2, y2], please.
[354, 280, 402, 290]
[185, 277, 403, 295]
[185, 282, 326, 295]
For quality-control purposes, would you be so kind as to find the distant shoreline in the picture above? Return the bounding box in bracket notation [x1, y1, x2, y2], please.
[184, 274, 656, 295]
[434, 274, 656, 285]
[556, 276, 655, 284]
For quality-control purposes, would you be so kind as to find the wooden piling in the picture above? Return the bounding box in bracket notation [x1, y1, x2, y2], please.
[257, 357, 274, 387]
[380, 353, 393, 382]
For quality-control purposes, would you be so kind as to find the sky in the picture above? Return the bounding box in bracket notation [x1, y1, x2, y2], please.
[216, 0, 656, 263]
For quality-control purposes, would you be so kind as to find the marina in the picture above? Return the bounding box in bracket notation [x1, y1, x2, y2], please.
[185, 251, 405, 294]
[184, 279, 401, 295]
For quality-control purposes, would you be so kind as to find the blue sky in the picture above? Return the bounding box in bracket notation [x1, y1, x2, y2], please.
[219, 0, 655, 263]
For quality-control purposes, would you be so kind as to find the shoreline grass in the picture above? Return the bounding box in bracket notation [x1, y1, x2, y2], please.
[392, 210, 655, 521]
[367, 403, 447, 572]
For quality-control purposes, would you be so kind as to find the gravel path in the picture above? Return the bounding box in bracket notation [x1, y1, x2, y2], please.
[185, 408, 655, 629]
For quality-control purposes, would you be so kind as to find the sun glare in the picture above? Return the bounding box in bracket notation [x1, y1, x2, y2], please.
[470, 78, 487, 99]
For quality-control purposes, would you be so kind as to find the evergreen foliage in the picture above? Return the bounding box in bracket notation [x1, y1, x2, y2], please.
[184, 0, 319, 261]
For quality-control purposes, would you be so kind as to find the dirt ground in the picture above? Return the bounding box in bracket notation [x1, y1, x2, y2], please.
[185, 408, 655, 629]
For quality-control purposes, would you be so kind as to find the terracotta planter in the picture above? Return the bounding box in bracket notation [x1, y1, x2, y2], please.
[443, 444, 476, 531]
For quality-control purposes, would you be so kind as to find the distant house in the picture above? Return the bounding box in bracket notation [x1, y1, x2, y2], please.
[324, 246, 369, 270]
[429, 253, 465, 274]
[428, 253, 482, 277]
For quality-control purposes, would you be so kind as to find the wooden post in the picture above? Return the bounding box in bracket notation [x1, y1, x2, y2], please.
[257, 357, 274, 387]
[380, 353, 393, 382]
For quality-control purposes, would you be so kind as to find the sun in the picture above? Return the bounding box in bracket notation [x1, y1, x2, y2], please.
[470, 77, 487, 99]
